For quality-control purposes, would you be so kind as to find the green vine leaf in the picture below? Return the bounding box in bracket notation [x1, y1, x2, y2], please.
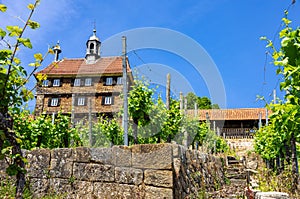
[6, 25, 23, 37]
[27, 3, 35, 10]
[17, 38, 32, 49]
[27, 20, 40, 29]
[0, 4, 7, 12]
[0, 28, 6, 38]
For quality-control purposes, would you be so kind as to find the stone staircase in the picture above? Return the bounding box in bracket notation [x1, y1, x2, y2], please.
[209, 156, 247, 198]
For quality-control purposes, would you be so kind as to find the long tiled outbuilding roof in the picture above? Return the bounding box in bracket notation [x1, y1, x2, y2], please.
[187, 108, 268, 120]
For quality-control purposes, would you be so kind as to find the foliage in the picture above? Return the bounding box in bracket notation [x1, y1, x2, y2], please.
[0, 1, 52, 197]
[255, 11, 300, 188]
[186, 92, 219, 109]
[128, 80, 154, 144]
[13, 110, 82, 150]
[78, 116, 123, 147]
[0, 178, 32, 199]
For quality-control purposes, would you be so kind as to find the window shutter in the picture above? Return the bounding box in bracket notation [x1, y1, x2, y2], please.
[91, 78, 94, 86]
[71, 79, 74, 87]
[59, 79, 62, 87]
[75, 98, 78, 106]
[103, 78, 106, 86]
[111, 96, 114, 105]
[101, 96, 105, 105]
[57, 98, 61, 106]
[84, 97, 87, 106]
[48, 98, 51, 106]
[113, 77, 117, 85]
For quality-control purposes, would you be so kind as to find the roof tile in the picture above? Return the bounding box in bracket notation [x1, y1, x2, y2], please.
[36, 56, 130, 76]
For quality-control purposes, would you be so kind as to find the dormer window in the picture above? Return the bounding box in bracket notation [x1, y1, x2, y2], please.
[42, 80, 49, 87]
[105, 77, 113, 86]
[117, 77, 123, 85]
[53, 79, 60, 87]
[85, 78, 92, 86]
[74, 79, 81, 87]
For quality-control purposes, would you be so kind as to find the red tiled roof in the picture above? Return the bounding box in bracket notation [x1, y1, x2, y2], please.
[35, 56, 130, 76]
[187, 108, 269, 120]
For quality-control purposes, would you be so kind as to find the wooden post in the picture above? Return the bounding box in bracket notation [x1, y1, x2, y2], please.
[166, 73, 170, 110]
[122, 36, 128, 146]
[88, 98, 93, 147]
[71, 94, 75, 127]
[166, 74, 171, 143]
[258, 112, 262, 129]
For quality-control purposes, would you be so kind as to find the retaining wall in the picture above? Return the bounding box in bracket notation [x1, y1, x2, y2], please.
[0, 144, 225, 198]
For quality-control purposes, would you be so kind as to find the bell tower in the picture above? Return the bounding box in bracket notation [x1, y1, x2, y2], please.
[85, 29, 101, 64]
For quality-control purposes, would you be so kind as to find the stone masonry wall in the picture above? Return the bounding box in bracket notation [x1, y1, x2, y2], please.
[0, 144, 225, 198]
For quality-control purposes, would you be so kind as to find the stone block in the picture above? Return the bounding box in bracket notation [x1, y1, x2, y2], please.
[49, 148, 73, 178]
[49, 178, 72, 197]
[145, 186, 173, 199]
[144, 169, 173, 188]
[73, 147, 91, 163]
[25, 148, 51, 178]
[132, 144, 173, 169]
[93, 182, 140, 198]
[113, 145, 132, 167]
[172, 144, 186, 158]
[115, 167, 143, 185]
[255, 192, 289, 199]
[29, 178, 50, 198]
[91, 147, 113, 165]
[71, 180, 94, 199]
[73, 162, 114, 182]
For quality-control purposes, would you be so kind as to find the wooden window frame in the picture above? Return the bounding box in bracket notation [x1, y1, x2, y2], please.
[53, 79, 60, 87]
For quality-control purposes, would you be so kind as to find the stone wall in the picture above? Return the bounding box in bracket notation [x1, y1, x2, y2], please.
[0, 144, 225, 198]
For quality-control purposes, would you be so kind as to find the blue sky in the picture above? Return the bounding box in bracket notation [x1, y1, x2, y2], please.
[1, 0, 300, 109]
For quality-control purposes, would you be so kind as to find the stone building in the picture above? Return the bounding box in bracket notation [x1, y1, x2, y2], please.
[34, 29, 133, 122]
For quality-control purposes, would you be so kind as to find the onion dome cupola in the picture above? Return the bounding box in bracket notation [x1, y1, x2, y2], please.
[85, 29, 101, 64]
[53, 41, 62, 62]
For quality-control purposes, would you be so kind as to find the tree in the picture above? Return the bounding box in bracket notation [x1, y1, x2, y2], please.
[128, 80, 154, 144]
[0, 1, 46, 197]
[186, 92, 219, 109]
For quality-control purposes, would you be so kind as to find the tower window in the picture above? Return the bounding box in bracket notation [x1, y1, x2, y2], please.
[89, 43, 95, 53]
[53, 79, 60, 87]
[74, 79, 81, 87]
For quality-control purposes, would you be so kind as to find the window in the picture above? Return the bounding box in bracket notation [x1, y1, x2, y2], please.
[50, 98, 59, 106]
[105, 77, 113, 85]
[42, 80, 49, 87]
[53, 79, 60, 87]
[117, 77, 123, 85]
[104, 96, 112, 105]
[85, 78, 92, 86]
[74, 79, 81, 87]
[77, 97, 85, 106]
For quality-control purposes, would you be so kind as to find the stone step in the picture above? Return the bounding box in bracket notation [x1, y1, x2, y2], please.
[230, 178, 247, 185]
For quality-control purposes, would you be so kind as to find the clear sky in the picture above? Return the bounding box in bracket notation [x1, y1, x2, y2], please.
[1, 0, 300, 109]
